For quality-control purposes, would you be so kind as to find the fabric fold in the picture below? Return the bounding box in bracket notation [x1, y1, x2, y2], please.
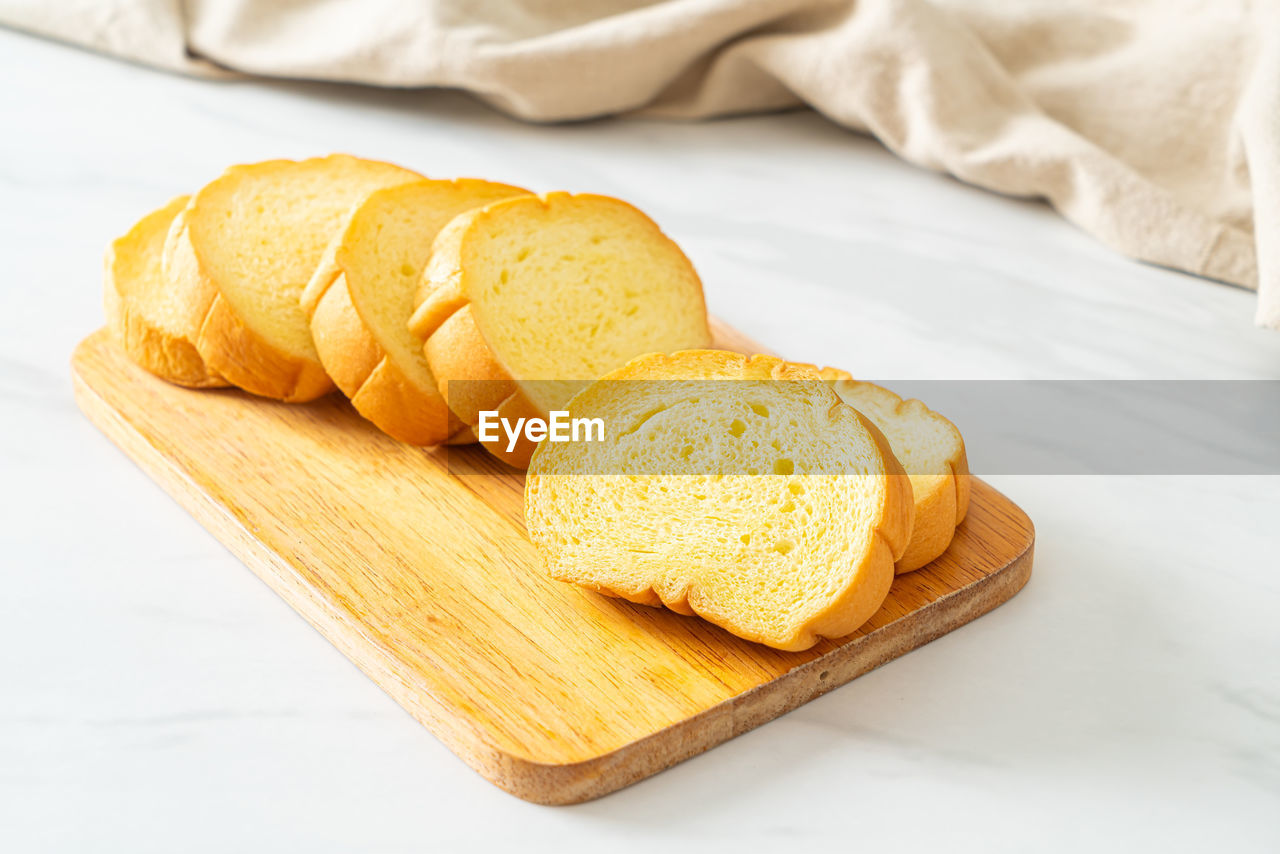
[4, 0, 1274, 328]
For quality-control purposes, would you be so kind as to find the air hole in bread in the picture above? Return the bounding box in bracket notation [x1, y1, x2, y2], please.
[728, 419, 746, 438]
[773, 540, 794, 556]
[773, 458, 794, 475]
[750, 403, 769, 417]
[620, 405, 669, 436]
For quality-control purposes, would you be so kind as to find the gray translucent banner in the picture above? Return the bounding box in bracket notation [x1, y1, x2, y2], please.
[444, 380, 1280, 475]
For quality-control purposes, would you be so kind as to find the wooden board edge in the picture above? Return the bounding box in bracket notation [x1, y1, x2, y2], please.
[72, 333, 1035, 806]
[482, 532, 1033, 804]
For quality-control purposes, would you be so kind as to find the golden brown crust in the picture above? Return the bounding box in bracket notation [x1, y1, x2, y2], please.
[104, 284, 227, 389]
[423, 305, 533, 454]
[818, 367, 969, 574]
[953, 444, 972, 525]
[104, 197, 227, 389]
[203, 290, 336, 403]
[305, 270, 382, 396]
[305, 268, 467, 445]
[165, 206, 335, 403]
[406, 207, 477, 337]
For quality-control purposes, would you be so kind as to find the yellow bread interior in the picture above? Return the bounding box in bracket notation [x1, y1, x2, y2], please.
[410, 192, 712, 420]
[821, 368, 970, 572]
[183, 155, 422, 366]
[525, 351, 913, 652]
[300, 178, 529, 443]
[103, 195, 226, 388]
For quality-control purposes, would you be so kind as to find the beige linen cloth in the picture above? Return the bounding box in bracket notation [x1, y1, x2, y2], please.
[6, 0, 1278, 329]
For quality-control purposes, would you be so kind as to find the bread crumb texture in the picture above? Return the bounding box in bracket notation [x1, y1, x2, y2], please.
[410, 192, 712, 446]
[525, 351, 914, 651]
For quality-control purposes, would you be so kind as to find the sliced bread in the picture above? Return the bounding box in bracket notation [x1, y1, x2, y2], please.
[821, 369, 970, 572]
[103, 196, 227, 388]
[300, 178, 530, 445]
[167, 155, 422, 402]
[525, 351, 913, 651]
[408, 192, 711, 467]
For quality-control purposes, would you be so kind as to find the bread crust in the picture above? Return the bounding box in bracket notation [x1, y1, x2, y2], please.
[103, 196, 227, 389]
[169, 156, 422, 403]
[422, 305, 538, 463]
[304, 264, 471, 445]
[166, 217, 334, 402]
[820, 368, 970, 573]
[408, 193, 711, 469]
[409, 208, 530, 454]
[302, 179, 528, 444]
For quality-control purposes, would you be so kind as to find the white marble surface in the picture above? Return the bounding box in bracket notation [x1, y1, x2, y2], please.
[2, 28, 1278, 853]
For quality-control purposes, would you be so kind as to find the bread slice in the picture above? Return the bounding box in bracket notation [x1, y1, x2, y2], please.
[167, 155, 422, 402]
[408, 192, 711, 467]
[525, 351, 913, 652]
[300, 178, 530, 445]
[103, 196, 227, 388]
[820, 368, 970, 573]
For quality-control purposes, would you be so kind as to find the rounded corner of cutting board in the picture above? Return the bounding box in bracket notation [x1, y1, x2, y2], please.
[975, 478, 1036, 594]
[70, 328, 110, 382]
[476, 755, 627, 806]
[472, 720, 725, 806]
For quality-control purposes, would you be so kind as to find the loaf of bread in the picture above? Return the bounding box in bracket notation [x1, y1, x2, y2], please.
[821, 369, 969, 572]
[408, 192, 712, 467]
[300, 178, 530, 445]
[166, 155, 421, 402]
[525, 351, 913, 651]
[103, 196, 227, 388]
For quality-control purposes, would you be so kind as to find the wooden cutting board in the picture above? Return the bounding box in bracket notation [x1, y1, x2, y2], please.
[71, 323, 1033, 805]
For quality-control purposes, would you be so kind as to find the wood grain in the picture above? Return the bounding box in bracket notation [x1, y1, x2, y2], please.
[71, 324, 1033, 804]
